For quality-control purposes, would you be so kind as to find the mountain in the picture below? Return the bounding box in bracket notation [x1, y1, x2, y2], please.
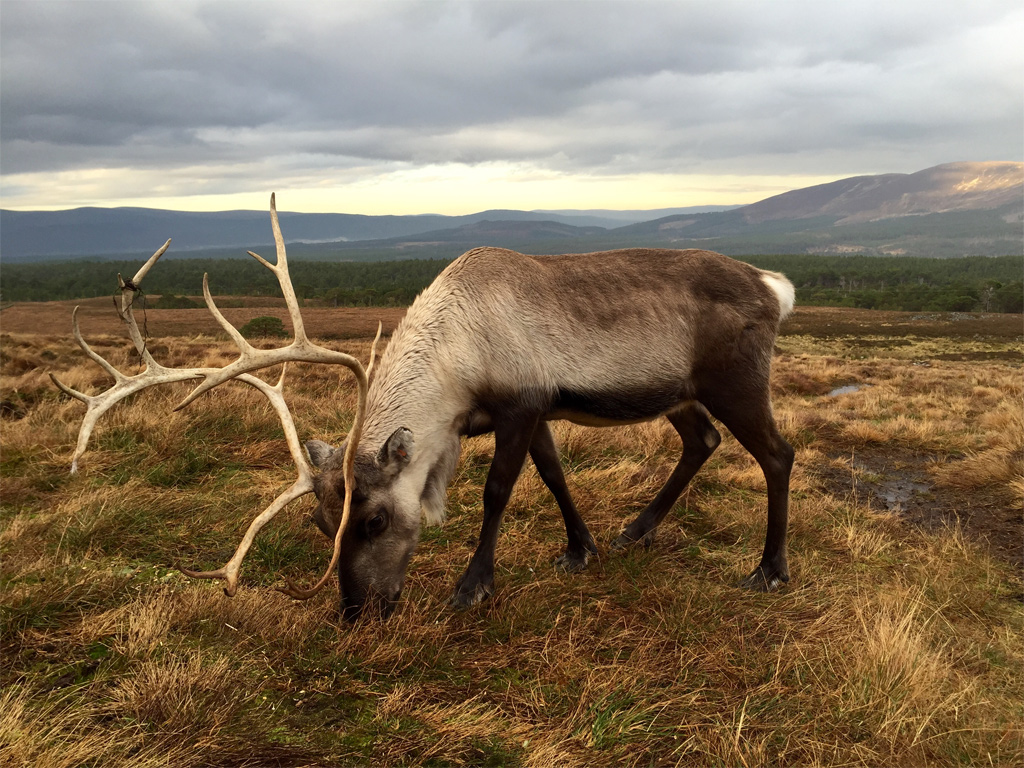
[353, 218, 609, 247]
[0, 208, 437, 259]
[532, 205, 736, 222]
[613, 162, 1022, 257]
[1, 163, 1019, 261]
[737, 162, 1021, 224]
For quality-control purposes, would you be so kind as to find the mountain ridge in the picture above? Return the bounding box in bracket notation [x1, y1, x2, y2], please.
[1, 162, 1019, 260]
[0, 205, 729, 259]
[740, 161, 1021, 224]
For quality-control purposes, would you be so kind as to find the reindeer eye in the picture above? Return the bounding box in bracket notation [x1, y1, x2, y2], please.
[366, 509, 388, 536]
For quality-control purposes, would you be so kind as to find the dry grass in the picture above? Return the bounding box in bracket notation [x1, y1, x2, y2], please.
[2, 311, 1022, 767]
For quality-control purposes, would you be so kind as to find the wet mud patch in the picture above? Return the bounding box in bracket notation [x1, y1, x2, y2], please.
[819, 446, 1022, 570]
[931, 350, 1022, 362]
[827, 384, 871, 397]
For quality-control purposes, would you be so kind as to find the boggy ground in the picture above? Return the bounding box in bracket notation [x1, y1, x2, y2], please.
[773, 308, 1022, 571]
[1, 303, 1022, 767]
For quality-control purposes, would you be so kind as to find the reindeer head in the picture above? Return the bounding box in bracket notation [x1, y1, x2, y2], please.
[304, 428, 421, 619]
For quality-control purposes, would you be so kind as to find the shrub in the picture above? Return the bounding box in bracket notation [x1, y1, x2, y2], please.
[151, 294, 199, 309]
[239, 316, 287, 339]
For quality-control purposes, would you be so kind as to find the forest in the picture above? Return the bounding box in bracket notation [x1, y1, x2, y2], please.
[2, 253, 1021, 313]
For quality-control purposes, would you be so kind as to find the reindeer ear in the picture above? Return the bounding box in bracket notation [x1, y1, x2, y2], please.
[312, 504, 339, 539]
[377, 427, 414, 471]
[305, 440, 337, 469]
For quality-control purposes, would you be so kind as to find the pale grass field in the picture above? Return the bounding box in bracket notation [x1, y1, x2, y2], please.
[1, 313, 1022, 767]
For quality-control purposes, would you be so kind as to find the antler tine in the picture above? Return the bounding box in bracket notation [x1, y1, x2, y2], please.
[54, 373, 203, 474]
[180, 474, 314, 596]
[50, 365, 152, 475]
[201, 272, 256, 353]
[277, 363, 368, 600]
[173, 194, 361, 412]
[131, 238, 172, 287]
[173, 336, 367, 412]
[179, 367, 317, 595]
[266, 192, 307, 343]
[68, 305, 124, 383]
[366, 321, 383, 382]
[240, 194, 305, 343]
[118, 239, 171, 364]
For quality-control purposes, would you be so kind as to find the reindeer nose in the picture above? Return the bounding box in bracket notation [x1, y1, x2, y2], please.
[340, 587, 402, 621]
[381, 587, 402, 618]
[340, 592, 365, 622]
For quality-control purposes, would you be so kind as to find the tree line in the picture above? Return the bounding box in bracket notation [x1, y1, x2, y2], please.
[2, 254, 1021, 313]
[1, 259, 450, 307]
[744, 254, 1023, 313]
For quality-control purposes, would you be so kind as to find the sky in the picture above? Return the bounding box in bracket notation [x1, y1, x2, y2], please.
[1, 0, 1021, 215]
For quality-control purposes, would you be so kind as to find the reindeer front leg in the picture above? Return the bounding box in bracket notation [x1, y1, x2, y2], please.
[452, 413, 540, 609]
[529, 421, 597, 572]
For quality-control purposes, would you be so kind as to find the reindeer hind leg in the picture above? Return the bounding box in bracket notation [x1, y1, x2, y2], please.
[612, 401, 721, 550]
[701, 384, 793, 592]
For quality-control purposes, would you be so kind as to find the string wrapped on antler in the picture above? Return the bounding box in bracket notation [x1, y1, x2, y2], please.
[52, 195, 378, 598]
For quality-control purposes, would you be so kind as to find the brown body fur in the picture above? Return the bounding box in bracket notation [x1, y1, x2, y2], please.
[309, 247, 795, 617]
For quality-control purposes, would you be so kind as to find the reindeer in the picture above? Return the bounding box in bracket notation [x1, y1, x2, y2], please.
[55, 195, 795, 620]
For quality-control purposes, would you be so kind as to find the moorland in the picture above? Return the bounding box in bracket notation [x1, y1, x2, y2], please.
[1, 296, 1021, 766]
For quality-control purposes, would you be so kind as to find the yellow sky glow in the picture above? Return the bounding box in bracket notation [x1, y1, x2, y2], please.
[0, 163, 838, 214]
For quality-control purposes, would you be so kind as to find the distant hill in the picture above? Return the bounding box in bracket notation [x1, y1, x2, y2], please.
[1, 163, 1019, 261]
[614, 162, 1022, 257]
[357, 218, 609, 247]
[738, 161, 1021, 224]
[0, 204, 727, 261]
[532, 205, 736, 221]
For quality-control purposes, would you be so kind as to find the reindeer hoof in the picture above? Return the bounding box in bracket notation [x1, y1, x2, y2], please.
[451, 578, 494, 610]
[739, 565, 789, 592]
[555, 540, 598, 573]
[610, 530, 655, 552]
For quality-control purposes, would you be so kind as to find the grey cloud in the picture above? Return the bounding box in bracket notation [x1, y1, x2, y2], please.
[1, 0, 1021, 197]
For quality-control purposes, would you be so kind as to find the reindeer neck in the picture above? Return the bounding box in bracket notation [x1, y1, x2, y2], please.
[361, 320, 467, 461]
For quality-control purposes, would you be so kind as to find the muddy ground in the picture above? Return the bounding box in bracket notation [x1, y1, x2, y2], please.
[816, 444, 1021, 572]
[779, 308, 1021, 570]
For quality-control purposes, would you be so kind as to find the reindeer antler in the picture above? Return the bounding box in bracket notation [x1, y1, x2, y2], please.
[53, 195, 377, 599]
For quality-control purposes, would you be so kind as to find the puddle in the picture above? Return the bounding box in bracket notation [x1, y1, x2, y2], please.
[820, 453, 937, 516]
[875, 476, 933, 512]
[847, 456, 933, 512]
[828, 383, 870, 397]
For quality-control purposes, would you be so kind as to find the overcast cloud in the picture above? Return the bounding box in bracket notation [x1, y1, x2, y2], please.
[1, 0, 1021, 212]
